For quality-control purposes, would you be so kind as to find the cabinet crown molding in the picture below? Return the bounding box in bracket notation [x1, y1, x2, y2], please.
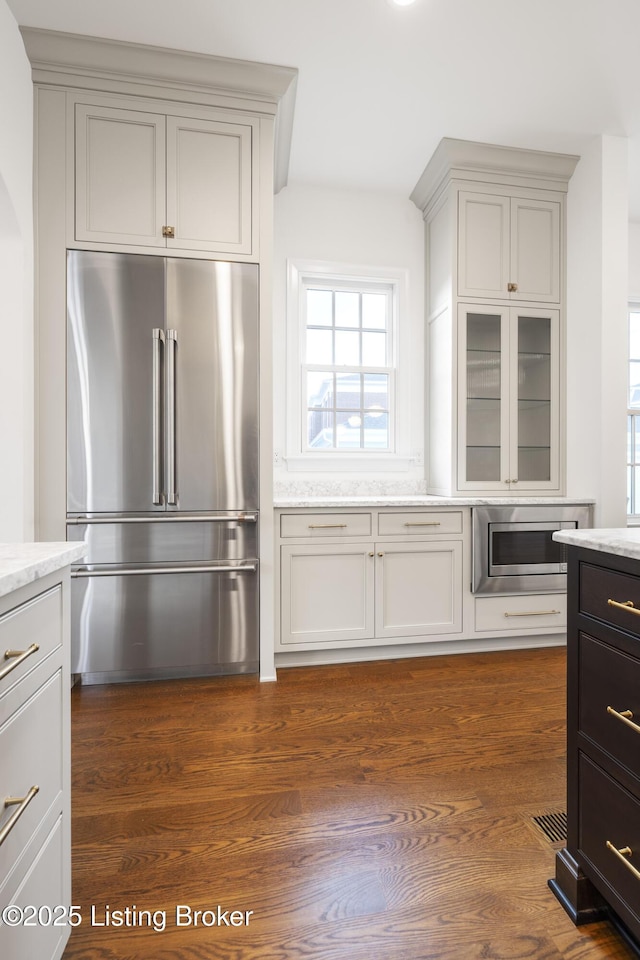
[410, 137, 580, 213]
[20, 27, 298, 193]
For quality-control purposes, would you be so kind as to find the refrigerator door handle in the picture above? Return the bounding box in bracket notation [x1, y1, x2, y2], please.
[152, 329, 165, 505]
[165, 329, 178, 505]
[67, 512, 258, 524]
[71, 562, 258, 577]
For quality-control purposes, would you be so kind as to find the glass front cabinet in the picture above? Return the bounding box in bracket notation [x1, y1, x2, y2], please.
[457, 304, 560, 492]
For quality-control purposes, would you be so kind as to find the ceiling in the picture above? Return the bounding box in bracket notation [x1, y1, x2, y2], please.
[7, 0, 640, 218]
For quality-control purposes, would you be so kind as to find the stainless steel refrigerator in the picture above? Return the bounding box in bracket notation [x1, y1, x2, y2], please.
[66, 250, 259, 683]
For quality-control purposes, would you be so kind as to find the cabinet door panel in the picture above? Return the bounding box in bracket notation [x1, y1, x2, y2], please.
[510, 199, 560, 302]
[166, 116, 252, 254]
[75, 104, 165, 246]
[375, 541, 462, 638]
[280, 545, 374, 644]
[457, 305, 510, 490]
[458, 192, 510, 299]
[0, 672, 63, 884]
[510, 308, 560, 490]
[2, 817, 69, 960]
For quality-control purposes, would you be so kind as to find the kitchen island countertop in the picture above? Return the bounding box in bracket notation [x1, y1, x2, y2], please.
[553, 527, 640, 561]
[0, 542, 85, 600]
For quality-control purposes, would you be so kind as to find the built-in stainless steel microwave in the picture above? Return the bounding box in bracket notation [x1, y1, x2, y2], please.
[472, 505, 592, 594]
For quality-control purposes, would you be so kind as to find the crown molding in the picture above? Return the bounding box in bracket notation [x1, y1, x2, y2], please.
[411, 137, 580, 213]
[20, 27, 298, 193]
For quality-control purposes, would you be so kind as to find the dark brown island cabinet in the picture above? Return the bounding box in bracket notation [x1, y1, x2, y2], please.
[550, 532, 640, 956]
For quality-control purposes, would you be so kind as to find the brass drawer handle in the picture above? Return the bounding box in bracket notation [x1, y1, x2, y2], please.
[504, 610, 561, 618]
[0, 643, 40, 682]
[308, 523, 348, 530]
[607, 598, 640, 616]
[403, 521, 441, 527]
[607, 705, 640, 734]
[606, 841, 640, 881]
[0, 786, 39, 846]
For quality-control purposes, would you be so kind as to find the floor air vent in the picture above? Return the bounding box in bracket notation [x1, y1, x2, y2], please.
[532, 811, 567, 844]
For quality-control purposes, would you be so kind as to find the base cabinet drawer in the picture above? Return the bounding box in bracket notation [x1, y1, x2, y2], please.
[280, 513, 371, 539]
[580, 562, 640, 632]
[0, 586, 62, 707]
[377, 511, 463, 537]
[579, 754, 640, 939]
[0, 817, 69, 960]
[579, 633, 640, 774]
[475, 594, 566, 632]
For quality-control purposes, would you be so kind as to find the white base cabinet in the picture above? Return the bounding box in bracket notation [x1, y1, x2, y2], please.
[277, 508, 466, 652]
[281, 544, 374, 644]
[375, 541, 462, 639]
[0, 568, 73, 960]
[280, 539, 462, 647]
[275, 506, 570, 663]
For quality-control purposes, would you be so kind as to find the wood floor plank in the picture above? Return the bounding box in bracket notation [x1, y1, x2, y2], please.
[63, 648, 635, 959]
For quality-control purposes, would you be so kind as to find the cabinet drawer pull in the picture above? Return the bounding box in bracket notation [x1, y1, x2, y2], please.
[307, 523, 348, 530]
[0, 786, 39, 847]
[0, 643, 40, 682]
[503, 609, 561, 618]
[607, 598, 640, 616]
[607, 705, 640, 734]
[403, 521, 441, 527]
[606, 841, 640, 881]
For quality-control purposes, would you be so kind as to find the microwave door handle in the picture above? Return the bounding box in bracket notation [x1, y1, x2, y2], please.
[152, 329, 164, 505]
[165, 329, 178, 506]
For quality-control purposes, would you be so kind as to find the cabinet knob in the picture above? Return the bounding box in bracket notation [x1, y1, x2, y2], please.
[377, 552, 384, 558]
[507, 281, 518, 292]
[368, 552, 374, 558]
[162, 225, 175, 239]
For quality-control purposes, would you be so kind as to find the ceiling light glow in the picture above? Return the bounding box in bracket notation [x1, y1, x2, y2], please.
[389, 0, 418, 6]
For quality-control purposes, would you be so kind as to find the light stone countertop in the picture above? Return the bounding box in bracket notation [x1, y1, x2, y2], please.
[274, 496, 596, 509]
[553, 528, 640, 561]
[0, 542, 86, 600]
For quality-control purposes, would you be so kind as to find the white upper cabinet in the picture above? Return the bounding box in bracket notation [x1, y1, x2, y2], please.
[411, 138, 578, 497]
[166, 116, 252, 253]
[457, 303, 561, 492]
[458, 192, 560, 303]
[75, 102, 254, 255]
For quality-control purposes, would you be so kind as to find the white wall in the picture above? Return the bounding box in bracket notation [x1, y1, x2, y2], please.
[566, 135, 628, 526]
[0, 2, 33, 541]
[273, 183, 425, 494]
[629, 221, 640, 299]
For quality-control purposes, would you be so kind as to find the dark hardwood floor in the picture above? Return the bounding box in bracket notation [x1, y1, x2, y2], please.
[62, 647, 637, 959]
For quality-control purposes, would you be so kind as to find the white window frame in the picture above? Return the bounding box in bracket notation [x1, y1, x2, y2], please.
[285, 259, 412, 472]
[628, 300, 640, 521]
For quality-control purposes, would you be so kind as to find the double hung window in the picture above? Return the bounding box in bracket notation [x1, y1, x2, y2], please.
[285, 261, 407, 470]
[303, 277, 394, 452]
